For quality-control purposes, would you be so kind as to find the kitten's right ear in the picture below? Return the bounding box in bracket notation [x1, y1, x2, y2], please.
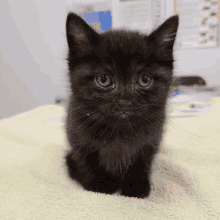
[66, 12, 100, 56]
[147, 15, 179, 61]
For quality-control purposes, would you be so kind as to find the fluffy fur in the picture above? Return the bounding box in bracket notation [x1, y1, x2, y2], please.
[65, 12, 179, 198]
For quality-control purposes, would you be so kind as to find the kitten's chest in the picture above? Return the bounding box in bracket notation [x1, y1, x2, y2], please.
[96, 138, 141, 173]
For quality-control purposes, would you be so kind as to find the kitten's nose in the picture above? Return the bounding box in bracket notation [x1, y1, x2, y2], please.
[118, 100, 131, 112]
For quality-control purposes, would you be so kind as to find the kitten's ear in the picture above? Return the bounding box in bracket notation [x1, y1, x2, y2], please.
[66, 12, 100, 57]
[147, 15, 179, 61]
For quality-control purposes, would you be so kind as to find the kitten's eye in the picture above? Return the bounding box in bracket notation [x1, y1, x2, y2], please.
[95, 74, 112, 87]
[137, 74, 153, 87]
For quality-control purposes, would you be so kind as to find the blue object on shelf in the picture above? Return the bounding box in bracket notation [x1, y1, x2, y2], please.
[98, 11, 112, 31]
[171, 91, 180, 97]
[83, 11, 112, 31]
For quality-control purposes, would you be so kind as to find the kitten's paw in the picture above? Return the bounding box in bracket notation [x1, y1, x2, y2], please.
[83, 173, 121, 195]
[120, 179, 151, 199]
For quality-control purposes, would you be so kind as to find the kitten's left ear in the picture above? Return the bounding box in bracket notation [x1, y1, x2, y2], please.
[147, 15, 179, 61]
[66, 12, 100, 57]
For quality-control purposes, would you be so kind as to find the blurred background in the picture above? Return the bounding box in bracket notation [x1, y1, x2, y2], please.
[0, 0, 220, 119]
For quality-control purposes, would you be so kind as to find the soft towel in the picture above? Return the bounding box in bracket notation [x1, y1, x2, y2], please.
[0, 98, 220, 219]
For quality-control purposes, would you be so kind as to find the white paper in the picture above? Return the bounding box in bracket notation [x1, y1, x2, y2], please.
[111, 0, 154, 33]
[175, 0, 218, 49]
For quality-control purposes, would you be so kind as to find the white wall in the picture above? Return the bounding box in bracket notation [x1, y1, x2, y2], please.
[0, 0, 220, 119]
[0, 0, 70, 119]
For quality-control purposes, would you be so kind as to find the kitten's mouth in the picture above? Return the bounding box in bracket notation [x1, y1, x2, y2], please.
[116, 112, 130, 119]
[112, 105, 132, 119]
[119, 113, 128, 118]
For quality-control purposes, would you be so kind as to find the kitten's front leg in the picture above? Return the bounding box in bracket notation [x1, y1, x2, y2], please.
[66, 151, 120, 195]
[120, 157, 152, 199]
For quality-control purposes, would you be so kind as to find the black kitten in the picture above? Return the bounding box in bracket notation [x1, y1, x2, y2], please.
[65, 12, 179, 198]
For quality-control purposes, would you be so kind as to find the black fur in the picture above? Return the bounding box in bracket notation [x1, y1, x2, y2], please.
[65, 12, 179, 198]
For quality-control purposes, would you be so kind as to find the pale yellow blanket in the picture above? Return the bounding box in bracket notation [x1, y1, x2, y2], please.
[0, 98, 220, 219]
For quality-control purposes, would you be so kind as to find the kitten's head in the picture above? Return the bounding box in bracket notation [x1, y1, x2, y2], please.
[66, 13, 179, 144]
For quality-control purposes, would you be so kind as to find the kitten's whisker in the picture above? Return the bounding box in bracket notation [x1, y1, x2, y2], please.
[91, 113, 109, 148]
[79, 119, 103, 149]
[133, 108, 153, 144]
[108, 117, 119, 141]
[147, 107, 205, 140]
[144, 108, 186, 140]
[72, 109, 103, 132]
[103, 108, 115, 140]
[144, 112, 188, 148]
[140, 112, 163, 140]
[75, 116, 95, 131]
[165, 121, 207, 146]
[79, 111, 108, 149]
[137, 113, 158, 142]
[127, 116, 140, 145]
[145, 108, 205, 148]
[73, 111, 100, 131]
